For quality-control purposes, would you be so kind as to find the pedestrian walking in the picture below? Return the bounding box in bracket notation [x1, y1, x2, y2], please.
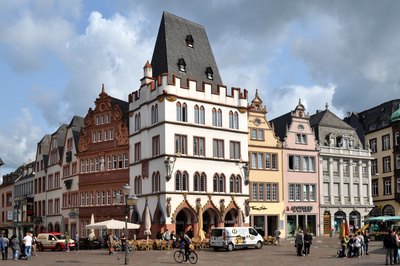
[2, 234, 8, 260]
[108, 233, 114, 255]
[65, 232, 70, 252]
[384, 230, 397, 265]
[340, 235, 349, 258]
[363, 230, 370, 255]
[0, 234, 4, 260]
[22, 232, 32, 260]
[303, 231, 312, 256]
[295, 230, 304, 256]
[31, 235, 37, 256]
[274, 227, 281, 246]
[10, 235, 19, 261]
[74, 232, 79, 252]
[164, 229, 171, 245]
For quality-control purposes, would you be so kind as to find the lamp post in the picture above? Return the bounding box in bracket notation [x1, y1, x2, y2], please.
[113, 184, 138, 265]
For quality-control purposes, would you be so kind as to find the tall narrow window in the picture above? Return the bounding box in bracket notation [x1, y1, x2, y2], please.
[229, 111, 233, 129]
[230, 176, 234, 193]
[175, 172, 181, 191]
[175, 135, 187, 155]
[199, 106, 205, 125]
[234, 112, 239, 129]
[217, 109, 222, 127]
[213, 175, 218, 192]
[235, 176, 241, 193]
[212, 108, 217, 126]
[194, 173, 199, 192]
[182, 103, 187, 122]
[200, 174, 206, 192]
[194, 105, 199, 124]
[176, 102, 181, 121]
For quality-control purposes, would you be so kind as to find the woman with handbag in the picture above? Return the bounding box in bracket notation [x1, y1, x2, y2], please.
[108, 233, 115, 255]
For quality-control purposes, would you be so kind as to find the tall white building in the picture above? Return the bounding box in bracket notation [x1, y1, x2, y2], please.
[128, 12, 249, 237]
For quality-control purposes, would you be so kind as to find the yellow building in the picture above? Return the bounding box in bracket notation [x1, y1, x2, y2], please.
[247, 91, 285, 238]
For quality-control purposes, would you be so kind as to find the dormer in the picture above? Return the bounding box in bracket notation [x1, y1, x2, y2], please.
[205, 66, 213, 80]
[186, 34, 194, 48]
[178, 58, 186, 72]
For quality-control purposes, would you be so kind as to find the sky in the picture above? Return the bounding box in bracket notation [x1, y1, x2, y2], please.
[1, 0, 400, 176]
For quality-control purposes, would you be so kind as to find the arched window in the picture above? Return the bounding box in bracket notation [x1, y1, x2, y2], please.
[213, 174, 218, 192]
[229, 111, 233, 129]
[230, 175, 234, 192]
[194, 105, 199, 124]
[235, 176, 241, 193]
[219, 175, 225, 192]
[217, 109, 222, 127]
[194, 173, 199, 192]
[138, 113, 141, 131]
[200, 106, 205, 125]
[212, 108, 217, 126]
[182, 103, 187, 122]
[48, 223, 53, 233]
[182, 172, 188, 191]
[135, 114, 138, 132]
[151, 106, 155, 125]
[200, 173, 206, 192]
[234, 112, 239, 129]
[152, 173, 158, 192]
[157, 172, 161, 191]
[155, 104, 158, 124]
[176, 102, 181, 121]
[175, 172, 181, 191]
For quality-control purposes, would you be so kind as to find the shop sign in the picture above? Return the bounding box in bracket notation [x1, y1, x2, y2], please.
[27, 197, 34, 216]
[290, 206, 313, 213]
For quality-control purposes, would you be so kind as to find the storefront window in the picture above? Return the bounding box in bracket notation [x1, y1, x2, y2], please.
[287, 215, 296, 237]
[334, 211, 346, 233]
[254, 216, 265, 236]
[349, 211, 360, 230]
[306, 215, 316, 236]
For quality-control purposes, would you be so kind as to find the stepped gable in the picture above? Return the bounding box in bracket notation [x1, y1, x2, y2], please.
[151, 12, 223, 89]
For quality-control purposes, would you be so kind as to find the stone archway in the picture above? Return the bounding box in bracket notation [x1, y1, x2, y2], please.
[202, 208, 219, 235]
[175, 208, 195, 235]
[224, 208, 239, 227]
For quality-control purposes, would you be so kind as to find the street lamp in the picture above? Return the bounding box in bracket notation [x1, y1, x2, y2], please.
[240, 162, 250, 184]
[113, 184, 138, 265]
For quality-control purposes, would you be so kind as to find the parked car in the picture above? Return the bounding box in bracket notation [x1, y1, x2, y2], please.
[209, 227, 263, 251]
[37, 232, 75, 251]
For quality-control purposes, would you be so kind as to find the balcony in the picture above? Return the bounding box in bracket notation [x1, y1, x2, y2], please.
[324, 196, 330, 204]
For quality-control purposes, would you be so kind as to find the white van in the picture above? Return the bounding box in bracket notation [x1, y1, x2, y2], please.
[209, 227, 263, 251]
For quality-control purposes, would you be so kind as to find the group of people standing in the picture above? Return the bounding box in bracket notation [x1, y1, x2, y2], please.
[294, 229, 313, 256]
[384, 229, 400, 265]
[340, 230, 370, 259]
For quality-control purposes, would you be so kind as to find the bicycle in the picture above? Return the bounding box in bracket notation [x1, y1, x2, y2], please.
[173, 243, 198, 264]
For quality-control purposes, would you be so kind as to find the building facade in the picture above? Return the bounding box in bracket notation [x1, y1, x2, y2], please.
[77, 86, 130, 239]
[310, 106, 373, 235]
[346, 100, 400, 219]
[247, 91, 285, 237]
[129, 12, 249, 238]
[271, 100, 320, 237]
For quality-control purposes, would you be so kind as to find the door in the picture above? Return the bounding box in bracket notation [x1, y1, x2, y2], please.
[247, 228, 259, 246]
[323, 212, 331, 236]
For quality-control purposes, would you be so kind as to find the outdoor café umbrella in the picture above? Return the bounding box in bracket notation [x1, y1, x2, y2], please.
[144, 205, 152, 240]
[89, 213, 95, 240]
[238, 208, 243, 227]
[339, 220, 345, 240]
[85, 219, 140, 230]
[196, 206, 205, 241]
[362, 216, 393, 222]
[345, 219, 350, 236]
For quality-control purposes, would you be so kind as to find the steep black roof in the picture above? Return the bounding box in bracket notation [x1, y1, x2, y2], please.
[269, 112, 292, 143]
[151, 12, 223, 89]
[68, 116, 85, 153]
[0, 157, 3, 166]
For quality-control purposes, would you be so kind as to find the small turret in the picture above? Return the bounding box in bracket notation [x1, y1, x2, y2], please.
[142, 61, 153, 85]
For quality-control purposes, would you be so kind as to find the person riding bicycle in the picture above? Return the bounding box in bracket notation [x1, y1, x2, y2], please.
[179, 231, 191, 261]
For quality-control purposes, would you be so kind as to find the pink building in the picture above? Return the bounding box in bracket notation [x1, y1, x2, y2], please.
[271, 100, 320, 237]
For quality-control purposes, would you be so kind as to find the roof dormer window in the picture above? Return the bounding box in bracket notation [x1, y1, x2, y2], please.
[186, 34, 194, 48]
[178, 58, 186, 72]
[206, 66, 213, 80]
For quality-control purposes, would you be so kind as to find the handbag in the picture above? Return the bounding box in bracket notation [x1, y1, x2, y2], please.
[110, 247, 114, 253]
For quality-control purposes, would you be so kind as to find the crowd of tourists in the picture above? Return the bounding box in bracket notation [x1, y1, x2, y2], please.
[338, 230, 371, 258]
[0, 232, 37, 261]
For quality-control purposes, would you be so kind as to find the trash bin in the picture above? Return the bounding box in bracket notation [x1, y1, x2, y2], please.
[330, 230, 333, 237]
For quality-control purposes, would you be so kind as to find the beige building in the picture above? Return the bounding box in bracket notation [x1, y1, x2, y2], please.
[247, 91, 285, 237]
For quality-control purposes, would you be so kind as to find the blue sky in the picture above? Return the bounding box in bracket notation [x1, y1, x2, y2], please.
[1, 0, 400, 175]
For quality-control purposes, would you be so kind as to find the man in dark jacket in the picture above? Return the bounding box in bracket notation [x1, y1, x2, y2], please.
[384, 230, 397, 265]
[304, 231, 312, 256]
[295, 230, 304, 256]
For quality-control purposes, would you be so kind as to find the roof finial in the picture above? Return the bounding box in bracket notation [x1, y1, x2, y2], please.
[299, 98, 302, 105]
[255, 89, 259, 98]
[325, 102, 329, 110]
[102, 84, 105, 93]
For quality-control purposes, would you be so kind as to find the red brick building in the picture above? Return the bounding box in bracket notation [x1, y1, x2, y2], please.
[77, 85, 130, 238]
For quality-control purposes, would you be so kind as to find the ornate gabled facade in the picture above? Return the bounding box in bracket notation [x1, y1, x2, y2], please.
[310, 106, 373, 235]
[78, 85, 130, 238]
[247, 91, 285, 237]
[129, 12, 249, 238]
[270, 99, 320, 237]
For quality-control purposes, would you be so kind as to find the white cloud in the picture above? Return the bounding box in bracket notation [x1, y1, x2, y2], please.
[0, 108, 42, 175]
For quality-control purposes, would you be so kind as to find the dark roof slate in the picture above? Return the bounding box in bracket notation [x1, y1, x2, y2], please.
[270, 112, 292, 143]
[151, 12, 223, 89]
